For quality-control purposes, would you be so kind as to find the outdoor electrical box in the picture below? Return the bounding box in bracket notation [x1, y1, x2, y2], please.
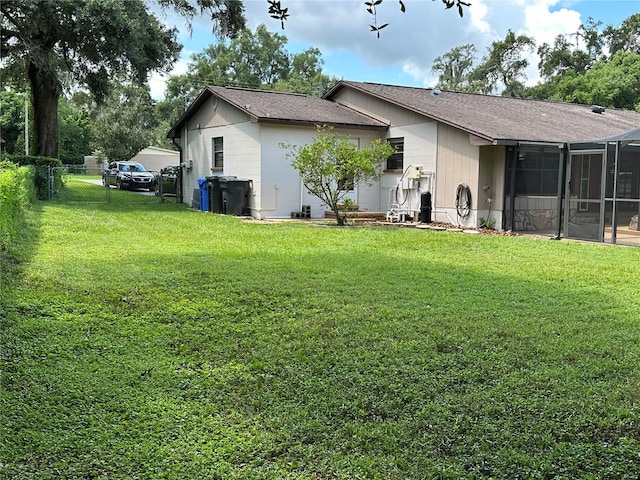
[407, 165, 423, 179]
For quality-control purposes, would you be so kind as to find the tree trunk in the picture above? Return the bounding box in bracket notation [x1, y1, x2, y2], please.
[28, 60, 61, 158]
[332, 204, 347, 226]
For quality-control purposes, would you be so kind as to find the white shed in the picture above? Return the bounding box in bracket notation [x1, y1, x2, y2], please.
[130, 146, 179, 173]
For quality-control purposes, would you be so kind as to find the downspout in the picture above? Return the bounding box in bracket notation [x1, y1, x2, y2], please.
[552, 146, 567, 240]
[184, 122, 189, 206]
[171, 138, 183, 204]
[300, 176, 304, 212]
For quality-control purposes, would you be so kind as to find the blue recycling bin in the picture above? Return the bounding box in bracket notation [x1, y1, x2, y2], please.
[197, 177, 208, 211]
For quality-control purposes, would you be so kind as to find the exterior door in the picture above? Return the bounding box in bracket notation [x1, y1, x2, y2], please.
[565, 151, 604, 241]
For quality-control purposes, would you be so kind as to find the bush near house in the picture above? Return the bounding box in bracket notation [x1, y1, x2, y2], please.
[0, 161, 34, 251]
[6, 155, 63, 200]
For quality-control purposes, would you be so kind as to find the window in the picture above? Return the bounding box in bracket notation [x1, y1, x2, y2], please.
[386, 138, 404, 171]
[338, 175, 354, 191]
[212, 137, 224, 170]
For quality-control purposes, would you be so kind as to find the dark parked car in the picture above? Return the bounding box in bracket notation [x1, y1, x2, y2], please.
[154, 165, 181, 196]
[102, 161, 155, 191]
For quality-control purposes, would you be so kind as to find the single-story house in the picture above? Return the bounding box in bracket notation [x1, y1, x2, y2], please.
[129, 146, 180, 173]
[167, 81, 640, 244]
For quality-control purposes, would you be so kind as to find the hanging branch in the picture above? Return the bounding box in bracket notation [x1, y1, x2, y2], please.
[366, 0, 387, 39]
[441, 0, 472, 18]
[266, 0, 470, 36]
[366, 0, 470, 38]
[267, 0, 289, 29]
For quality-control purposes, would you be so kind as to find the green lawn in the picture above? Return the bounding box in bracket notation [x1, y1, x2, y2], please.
[2, 177, 640, 479]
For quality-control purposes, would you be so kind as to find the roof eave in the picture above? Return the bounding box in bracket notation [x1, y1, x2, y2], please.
[322, 81, 347, 100]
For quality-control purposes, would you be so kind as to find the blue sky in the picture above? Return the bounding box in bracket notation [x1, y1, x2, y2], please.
[150, 0, 640, 98]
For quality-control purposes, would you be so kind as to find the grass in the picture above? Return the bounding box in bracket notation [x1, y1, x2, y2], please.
[2, 176, 640, 479]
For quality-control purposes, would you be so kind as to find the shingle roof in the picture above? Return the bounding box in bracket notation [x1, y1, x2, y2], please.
[324, 81, 640, 144]
[167, 86, 388, 138]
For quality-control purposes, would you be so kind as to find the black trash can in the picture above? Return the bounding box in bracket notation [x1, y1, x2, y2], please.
[206, 176, 223, 213]
[219, 177, 252, 215]
[419, 191, 432, 223]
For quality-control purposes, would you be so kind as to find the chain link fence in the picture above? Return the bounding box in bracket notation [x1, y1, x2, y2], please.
[46, 165, 182, 205]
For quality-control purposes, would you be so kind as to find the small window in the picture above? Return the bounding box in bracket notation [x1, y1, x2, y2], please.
[338, 175, 354, 191]
[212, 137, 224, 169]
[386, 138, 404, 171]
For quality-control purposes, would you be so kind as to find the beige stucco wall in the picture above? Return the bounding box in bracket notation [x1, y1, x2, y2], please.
[333, 88, 439, 215]
[478, 146, 506, 229]
[435, 124, 479, 206]
[189, 97, 250, 129]
[177, 97, 260, 209]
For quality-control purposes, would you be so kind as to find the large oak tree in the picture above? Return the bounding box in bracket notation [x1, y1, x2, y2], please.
[0, 0, 244, 158]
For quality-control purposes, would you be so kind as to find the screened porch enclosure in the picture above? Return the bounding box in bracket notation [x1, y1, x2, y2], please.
[503, 144, 564, 233]
[567, 132, 640, 246]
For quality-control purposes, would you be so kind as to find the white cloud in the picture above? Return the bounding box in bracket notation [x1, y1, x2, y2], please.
[243, 0, 498, 86]
[468, 0, 491, 35]
[523, 0, 582, 45]
[519, 1, 582, 86]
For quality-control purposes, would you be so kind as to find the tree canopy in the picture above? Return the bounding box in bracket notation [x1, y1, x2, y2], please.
[468, 30, 536, 97]
[432, 44, 477, 91]
[0, 0, 246, 159]
[1, 1, 175, 158]
[169, 24, 334, 94]
[91, 85, 158, 162]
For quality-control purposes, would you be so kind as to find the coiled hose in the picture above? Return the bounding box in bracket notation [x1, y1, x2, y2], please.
[455, 183, 471, 219]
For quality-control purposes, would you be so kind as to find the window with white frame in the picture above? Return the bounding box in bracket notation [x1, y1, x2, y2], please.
[386, 138, 404, 171]
[212, 137, 223, 170]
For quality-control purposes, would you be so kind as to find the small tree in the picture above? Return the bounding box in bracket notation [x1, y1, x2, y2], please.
[282, 126, 394, 226]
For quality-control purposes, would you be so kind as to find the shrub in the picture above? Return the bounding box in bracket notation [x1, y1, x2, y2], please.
[0, 161, 34, 251]
[7, 155, 63, 200]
